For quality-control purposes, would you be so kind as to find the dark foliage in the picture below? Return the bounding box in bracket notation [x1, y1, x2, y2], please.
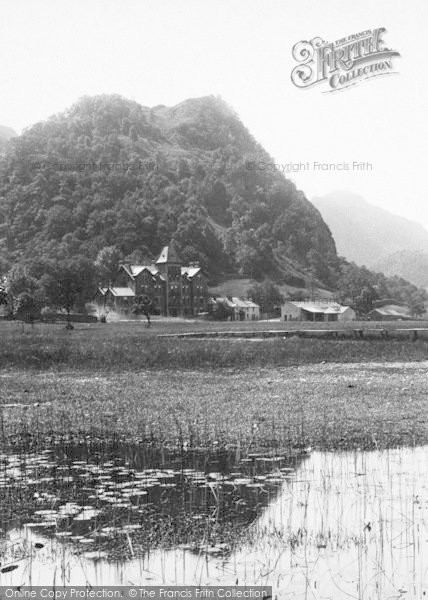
[246, 279, 284, 315]
[0, 94, 338, 287]
[132, 294, 153, 326]
[337, 260, 427, 316]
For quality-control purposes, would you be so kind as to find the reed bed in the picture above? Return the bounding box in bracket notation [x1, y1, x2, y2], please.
[1, 361, 427, 453]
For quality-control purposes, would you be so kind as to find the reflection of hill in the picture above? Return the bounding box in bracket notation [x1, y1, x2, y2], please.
[1, 444, 307, 561]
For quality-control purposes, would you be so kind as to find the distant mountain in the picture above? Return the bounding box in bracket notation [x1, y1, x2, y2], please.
[373, 250, 428, 288]
[0, 125, 17, 153]
[312, 191, 428, 266]
[0, 94, 338, 286]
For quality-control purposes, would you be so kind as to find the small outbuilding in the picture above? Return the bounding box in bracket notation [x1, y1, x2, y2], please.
[281, 300, 356, 322]
[368, 304, 412, 321]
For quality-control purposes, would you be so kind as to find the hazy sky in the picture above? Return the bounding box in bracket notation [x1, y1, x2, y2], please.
[1, 0, 427, 228]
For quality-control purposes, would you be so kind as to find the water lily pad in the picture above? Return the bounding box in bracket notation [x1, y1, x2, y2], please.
[1, 565, 19, 573]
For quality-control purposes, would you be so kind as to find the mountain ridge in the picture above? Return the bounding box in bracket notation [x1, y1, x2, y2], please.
[312, 190, 428, 267]
[0, 94, 339, 287]
[373, 250, 428, 288]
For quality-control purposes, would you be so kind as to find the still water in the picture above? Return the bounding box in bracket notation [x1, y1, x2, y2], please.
[0, 445, 427, 599]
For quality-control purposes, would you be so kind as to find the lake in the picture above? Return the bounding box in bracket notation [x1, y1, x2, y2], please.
[0, 444, 427, 598]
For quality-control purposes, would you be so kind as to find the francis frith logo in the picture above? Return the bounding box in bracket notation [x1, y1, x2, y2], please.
[291, 28, 400, 92]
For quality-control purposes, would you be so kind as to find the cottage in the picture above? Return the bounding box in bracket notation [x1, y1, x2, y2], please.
[210, 297, 260, 321]
[231, 297, 260, 321]
[281, 300, 355, 322]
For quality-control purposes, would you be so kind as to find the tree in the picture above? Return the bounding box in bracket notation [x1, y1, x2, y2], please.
[15, 292, 41, 325]
[354, 286, 378, 317]
[336, 261, 428, 316]
[6, 265, 38, 297]
[288, 290, 307, 301]
[42, 259, 85, 329]
[124, 248, 152, 264]
[0, 278, 8, 313]
[235, 243, 262, 279]
[5, 265, 40, 315]
[211, 300, 232, 321]
[180, 245, 205, 268]
[246, 279, 284, 316]
[132, 294, 153, 326]
[45, 206, 74, 240]
[408, 290, 426, 317]
[0, 289, 7, 306]
[95, 246, 123, 286]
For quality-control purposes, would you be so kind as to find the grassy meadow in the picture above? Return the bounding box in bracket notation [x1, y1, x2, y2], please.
[0, 319, 427, 453]
[1, 318, 428, 370]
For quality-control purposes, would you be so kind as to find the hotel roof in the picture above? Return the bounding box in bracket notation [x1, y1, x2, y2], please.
[286, 301, 350, 314]
[156, 243, 181, 264]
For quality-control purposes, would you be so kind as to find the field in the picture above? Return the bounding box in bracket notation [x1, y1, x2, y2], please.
[1, 319, 427, 450]
[1, 318, 428, 371]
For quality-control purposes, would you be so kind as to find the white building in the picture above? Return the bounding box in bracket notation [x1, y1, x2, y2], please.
[231, 297, 260, 321]
[281, 300, 355, 322]
[213, 297, 260, 320]
[368, 304, 412, 321]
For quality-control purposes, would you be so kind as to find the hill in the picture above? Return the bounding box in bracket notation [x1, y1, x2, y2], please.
[207, 277, 334, 300]
[0, 95, 339, 287]
[312, 191, 428, 266]
[0, 125, 17, 154]
[373, 250, 428, 288]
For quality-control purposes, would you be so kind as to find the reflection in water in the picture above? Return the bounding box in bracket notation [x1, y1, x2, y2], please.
[0, 444, 303, 583]
[1, 445, 427, 599]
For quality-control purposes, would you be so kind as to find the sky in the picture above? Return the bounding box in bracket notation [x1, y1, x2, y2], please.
[1, 0, 427, 228]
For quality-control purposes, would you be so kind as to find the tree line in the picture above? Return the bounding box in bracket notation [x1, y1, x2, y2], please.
[243, 261, 427, 320]
[1, 248, 426, 326]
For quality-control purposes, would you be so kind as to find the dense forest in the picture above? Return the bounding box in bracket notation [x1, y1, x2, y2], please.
[0, 95, 426, 317]
[0, 94, 338, 286]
